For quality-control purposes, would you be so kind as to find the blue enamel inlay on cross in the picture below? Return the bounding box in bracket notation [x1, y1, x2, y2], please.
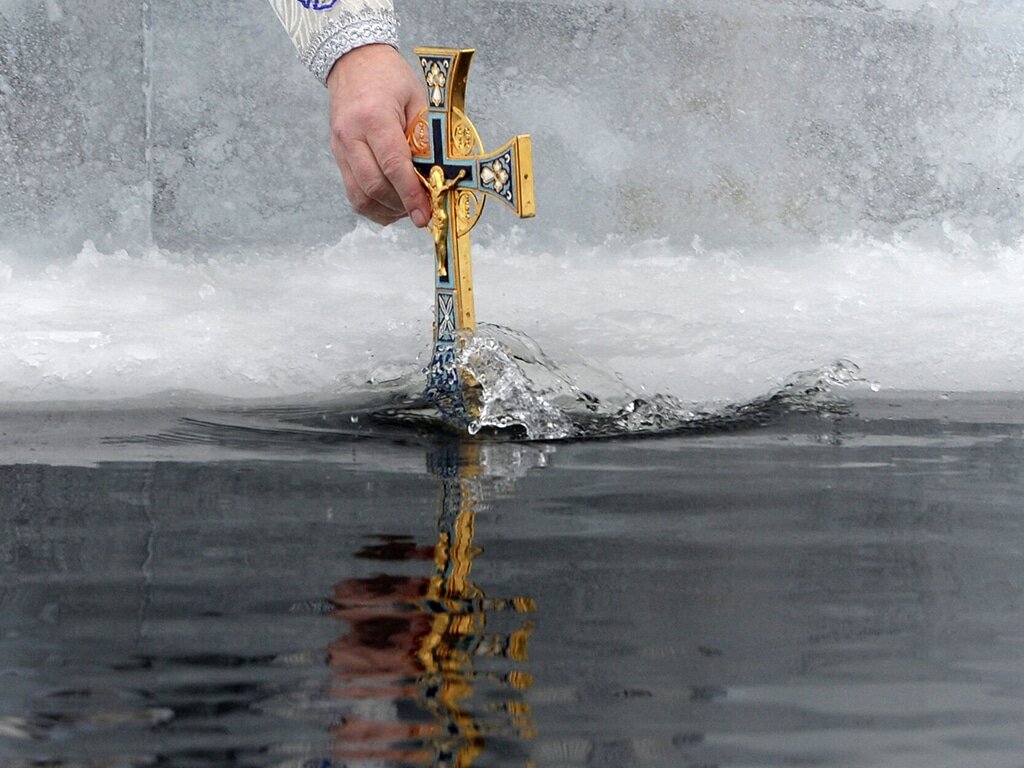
[436, 293, 457, 342]
[411, 115, 475, 188]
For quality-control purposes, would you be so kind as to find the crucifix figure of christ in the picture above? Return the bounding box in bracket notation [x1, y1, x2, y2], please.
[407, 47, 536, 425]
[421, 166, 466, 281]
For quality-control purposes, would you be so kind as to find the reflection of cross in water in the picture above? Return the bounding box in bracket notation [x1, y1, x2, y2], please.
[324, 442, 537, 767]
[407, 47, 536, 424]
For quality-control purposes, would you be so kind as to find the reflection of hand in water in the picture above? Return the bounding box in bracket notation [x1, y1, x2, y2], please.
[328, 575, 430, 683]
[323, 444, 539, 767]
[327, 573, 437, 763]
[329, 540, 436, 685]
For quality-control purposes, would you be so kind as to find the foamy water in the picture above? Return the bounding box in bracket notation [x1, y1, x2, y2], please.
[1, 222, 1021, 406]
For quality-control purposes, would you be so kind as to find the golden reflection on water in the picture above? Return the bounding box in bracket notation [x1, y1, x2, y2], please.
[326, 443, 538, 767]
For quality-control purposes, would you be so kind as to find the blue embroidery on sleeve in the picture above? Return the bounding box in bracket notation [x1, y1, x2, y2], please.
[297, 0, 339, 9]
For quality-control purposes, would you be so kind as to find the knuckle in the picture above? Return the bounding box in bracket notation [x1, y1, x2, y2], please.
[347, 189, 373, 216]
[377, 152, 408, 178]
[364, 177, 393, 201]
[343, 99, 378, 128]
[331, 141, 346, 165]
[332, 113, 367, 144]
[332, 125, 358, 150]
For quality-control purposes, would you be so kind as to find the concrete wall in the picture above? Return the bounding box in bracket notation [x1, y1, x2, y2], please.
[2, 0, 1023, 255]
[0, 1, 149, 254]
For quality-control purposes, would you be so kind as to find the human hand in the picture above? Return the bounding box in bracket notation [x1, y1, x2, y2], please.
[327, 44, 430, 227]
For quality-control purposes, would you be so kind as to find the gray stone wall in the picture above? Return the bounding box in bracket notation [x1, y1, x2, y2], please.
[1, 0, 1022, 255]
[0, 1, 149, 254]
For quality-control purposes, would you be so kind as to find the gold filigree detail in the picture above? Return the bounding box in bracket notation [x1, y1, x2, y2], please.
[454, 189, 485, 235]
[455, 190, 473, 227]
[408, 114, 430, 157]
[452, 121, 475, 156]
[449, 108, 482, 159]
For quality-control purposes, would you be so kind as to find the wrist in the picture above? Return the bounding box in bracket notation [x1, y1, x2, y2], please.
[328, 43, 403, 90]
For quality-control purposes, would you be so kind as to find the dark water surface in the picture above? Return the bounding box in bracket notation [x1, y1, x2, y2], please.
[2, 393, 1024, 767]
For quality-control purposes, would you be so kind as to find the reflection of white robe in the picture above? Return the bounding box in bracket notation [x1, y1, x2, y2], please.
[268, 0, 398, 85]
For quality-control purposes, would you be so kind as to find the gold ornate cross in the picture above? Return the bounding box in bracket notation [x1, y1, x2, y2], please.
[407, 47, 535, 422]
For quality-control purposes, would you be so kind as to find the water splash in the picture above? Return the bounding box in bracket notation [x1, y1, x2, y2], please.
[457, 325, 584, 439]
[590, 358, 862, 438]
[144, 324, 863, 449]
[446, 324, 862, 440]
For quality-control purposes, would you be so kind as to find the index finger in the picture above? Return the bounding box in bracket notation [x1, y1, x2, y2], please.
[365, 122, 430, 225]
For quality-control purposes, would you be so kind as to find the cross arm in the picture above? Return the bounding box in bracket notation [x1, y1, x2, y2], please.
[475, 136, 536, 219]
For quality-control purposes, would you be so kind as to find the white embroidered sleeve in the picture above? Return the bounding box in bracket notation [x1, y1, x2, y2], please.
[268, 0, 399, 86]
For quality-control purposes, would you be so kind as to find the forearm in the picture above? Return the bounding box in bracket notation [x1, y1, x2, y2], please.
[268, 0, 398, 85]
